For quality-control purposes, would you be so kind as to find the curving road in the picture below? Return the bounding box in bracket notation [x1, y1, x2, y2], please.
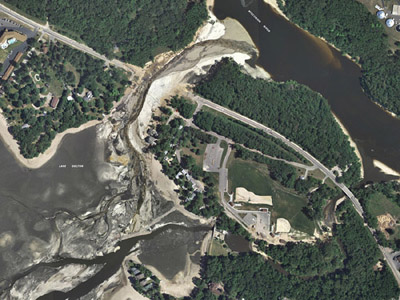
[187, 92, 364, 215]
[186, 92, 400, 285]
[0, 0, 398, 288]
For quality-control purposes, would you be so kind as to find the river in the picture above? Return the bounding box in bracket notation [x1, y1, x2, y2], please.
[37, 223, 210, 300]
[213, 0, 400, 182]
[0, 127, 118, 288]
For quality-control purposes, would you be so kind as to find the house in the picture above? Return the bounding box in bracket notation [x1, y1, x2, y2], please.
[0, 29, 27, 49]
[50, 96, 59, 108]
[145, 136, 156, 145]
[2, 64, 14, 80]
[135, 273, 145, 280]
[84, 91, 93, 101]
[2, 52, 23, 81]
[67, 95, 74, 101]
[14, 52, 23, 63]
[143, 282, 154, 292]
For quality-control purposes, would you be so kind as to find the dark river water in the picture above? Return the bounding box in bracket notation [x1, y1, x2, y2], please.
[214, 0, 400, 182]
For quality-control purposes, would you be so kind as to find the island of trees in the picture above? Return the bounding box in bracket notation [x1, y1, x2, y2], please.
[279, 0, 400, 115]
[195, 58, 361, 186]
[3, 0, 208, 66]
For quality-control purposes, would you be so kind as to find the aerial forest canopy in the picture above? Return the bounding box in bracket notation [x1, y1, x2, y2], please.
[195, 58, 361, 186]
[192, 202, 399, 300]
[278, 0, 400, 115]
[3, 0, 208, 66]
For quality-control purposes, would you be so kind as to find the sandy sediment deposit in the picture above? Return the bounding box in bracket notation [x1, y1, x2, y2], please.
[276, 218, 291, 233]
[235, 187, 273, 206]
[137, 47, 254, 141]
[373, 160, 400, 178]
[195, 10, 225, 43]
[0, 110, 101, 169]
[332, 114, 364, 179]
[126, 253, 199, 299]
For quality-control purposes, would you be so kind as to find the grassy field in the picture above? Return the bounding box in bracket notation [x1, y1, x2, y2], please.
[181, 143, 207, 169]
[366, 192, 400, 220]
[228, 159, 315, 235]
[65, 62, 80, 87]
[228, 159, 273, 196]
[209, 239, 229, 256]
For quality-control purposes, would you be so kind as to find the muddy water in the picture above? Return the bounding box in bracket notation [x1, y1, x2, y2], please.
[38, 224, 210, 300]
[0, 127, 115, 286]
[225, 234, 250, 252]
[214, 0, 400, 182]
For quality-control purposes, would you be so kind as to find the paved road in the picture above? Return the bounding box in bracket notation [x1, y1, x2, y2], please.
[187, 92, 364, 216]
[186, 92, 400, 285]
[0, 4, 132, 72]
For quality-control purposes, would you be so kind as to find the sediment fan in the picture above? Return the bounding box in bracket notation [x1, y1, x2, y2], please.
[240, 0, 255, 8]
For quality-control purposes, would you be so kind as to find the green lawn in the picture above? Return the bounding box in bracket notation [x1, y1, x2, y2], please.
[47, 69, 63, 97]
[228, 159, 273, 195]
[366, 192, 400, 220]
[209, 239, 229, 256]
[228, 159, 315, 235]
[65, 62, 80, 87]
[181, 143, 207, 169]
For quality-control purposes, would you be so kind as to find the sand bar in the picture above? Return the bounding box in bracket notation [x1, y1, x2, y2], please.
[373, 160, 400, 178]
[332, 114, 364, 179]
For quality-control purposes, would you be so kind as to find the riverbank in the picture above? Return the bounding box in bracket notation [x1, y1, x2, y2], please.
[0, 111, 101, 169]
[332, 114, 364, 179]
[373, 160, 400, 179]
[263, 0, 288, 21]
[263, 0, 361, 68]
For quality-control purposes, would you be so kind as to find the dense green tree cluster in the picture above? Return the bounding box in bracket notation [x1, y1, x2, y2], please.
[3, 0, 208, 66]
[303, 185, 340, 219]
[217, 213, 251, 240]
[258, 239, 344, 276]
[149, 116, 222, 218]
[170, 96, 197, 119]
[149, 109, 250, 236]
[192, 202, 399, 300]
[0, 42, 128, 158]
[194, 110, 305, 163]
[195, 58, 360, 186]
[279, 0, 400, 115]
